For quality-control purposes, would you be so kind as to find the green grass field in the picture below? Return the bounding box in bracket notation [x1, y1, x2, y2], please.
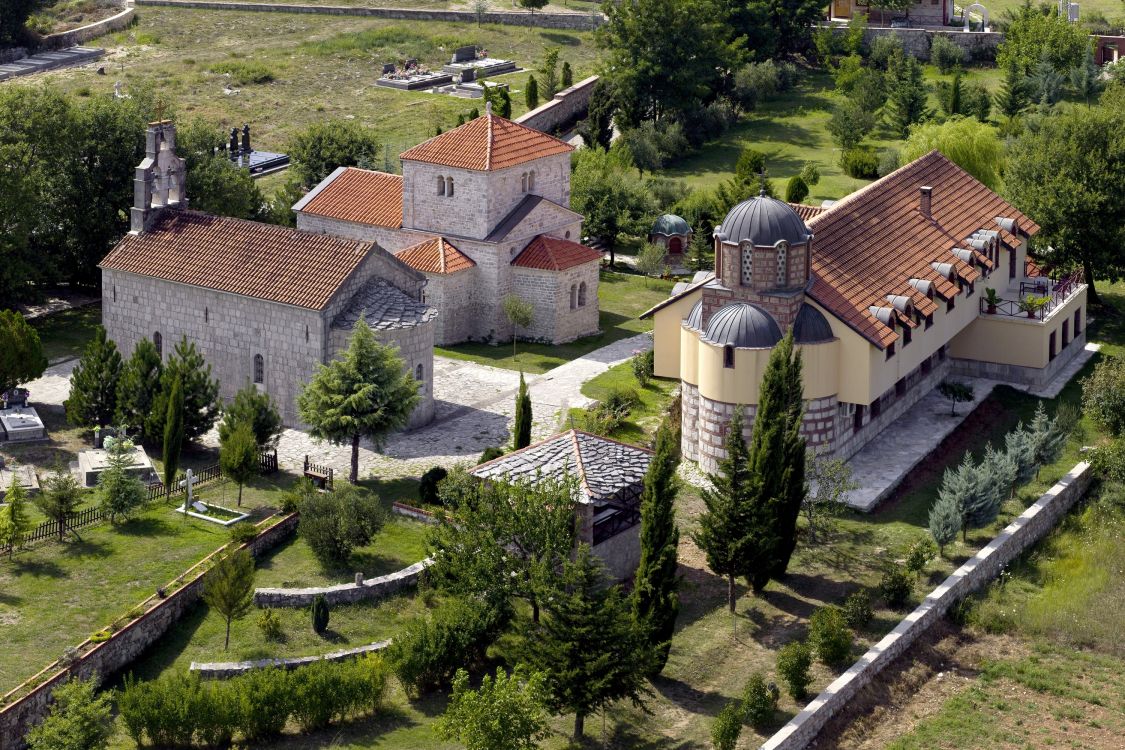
[568, 361, 678, 444]
[436, 271, 676, 373]
[28, 303, 101, 363]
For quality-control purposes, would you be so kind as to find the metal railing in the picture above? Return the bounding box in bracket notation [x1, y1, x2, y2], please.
[980, 270, 1084, 320]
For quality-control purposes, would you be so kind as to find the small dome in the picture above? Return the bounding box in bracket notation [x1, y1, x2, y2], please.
[684, 300, 703, 330]
[651, 214, 691, 236]
[704, 303, 782, 348]
[717, 195, 811, 247]
[793, 303, 833, 343]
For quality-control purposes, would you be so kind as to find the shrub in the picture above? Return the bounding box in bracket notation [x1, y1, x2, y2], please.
[785, 175, 809, 203]
[210, 60, 275, 84]
[419, 466, 448, 506]
[299, 483, 386, 566]
[289, 655, 388, 731]
[631, 349, 655, 387]
[229, 522, 259, 546]
[741, 672, 778, 729]
[387, 598, 506, 696]
[799, 161, 821, 186]
[602, 385, 640, 414]
[905, 538, 937, 577]
[868, 34, 903, 69]
[877, 148, 901, 177]
[776, 641, 813, 700]
[1082, 357, 1125, 436]
[711, 698, 743, 750]
[478, 446, 505, 464]
[808, 606, 853, 667]
[233, 668, 291, 740]
[842, 589, 873, 629]
[930, 35, 965, 74]
[841, 147, 879, 179]
[257, 608, 283, 641]
[1092, 438, 1125, 483]
[879, 565, 914, 609]
[733, 60, 780, 108]
[311, 594, 330, 634]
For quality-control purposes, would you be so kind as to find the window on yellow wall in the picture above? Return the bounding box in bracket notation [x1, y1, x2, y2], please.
[723, 345, 735, 368]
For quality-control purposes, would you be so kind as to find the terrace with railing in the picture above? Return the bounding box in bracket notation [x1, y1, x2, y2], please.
[980, 269, 1085, 321]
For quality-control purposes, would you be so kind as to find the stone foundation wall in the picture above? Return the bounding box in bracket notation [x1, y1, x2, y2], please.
[759, 461, 1093, 750]
[681, 382, 701, 462]
[191, 640, 390, 679]
[515, 76, 599, 135]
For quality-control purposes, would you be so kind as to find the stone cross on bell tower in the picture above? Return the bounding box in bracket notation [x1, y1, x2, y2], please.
[130, 114, 188, 234]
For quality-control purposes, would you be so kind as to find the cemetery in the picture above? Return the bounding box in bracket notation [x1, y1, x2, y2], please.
[375, 45, 520, 100]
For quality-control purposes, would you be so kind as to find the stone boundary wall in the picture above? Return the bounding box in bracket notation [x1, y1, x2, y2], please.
[190, 639, 391, 679]
[515, 75, 599, 135]
[830, 26, 1002, 61]
[133, 0, 605, 30]
[391, 500, 439, 524]
[41, 7, 135, 50]
[254, 558, 432, 607]
[0, 513, 299, 750]
[759, 460, 1093, 750]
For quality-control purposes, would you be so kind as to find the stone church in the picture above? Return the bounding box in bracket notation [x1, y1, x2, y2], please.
[293, 106, 602, 346]
[100, 120, 438, 429]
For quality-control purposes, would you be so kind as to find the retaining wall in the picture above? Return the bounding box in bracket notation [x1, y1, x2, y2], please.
[254, 558, 432, 607]
[759, 460, 1093, 750]
[0, 513, 298, 750]
[190, 640, 391, 679]
[515, 75, 598, 135]
[830, 26, 1002, 61]
[41, 8, 135, 50]
[133, 0, 605, 29]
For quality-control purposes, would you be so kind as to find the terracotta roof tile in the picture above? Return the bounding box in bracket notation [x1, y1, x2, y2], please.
[298, 168, 403, 228]
[806, 151, 1039, 348]
[400, 113, 573, 172]
[395, 236, 476, 275]
[511, 235, 602, 271]
[789, 203, 826, 221]
[99, 210, 371, 310]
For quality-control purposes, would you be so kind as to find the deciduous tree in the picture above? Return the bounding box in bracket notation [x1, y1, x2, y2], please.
[900, 117, 1004, 190]
[25, 675, 113, 750]
[298, 482, 386, 566]
[502, 294, 535, 357]
[288, 120, 380, 189]
[803, 452, 856, 544]
[436, 667, 550, 750]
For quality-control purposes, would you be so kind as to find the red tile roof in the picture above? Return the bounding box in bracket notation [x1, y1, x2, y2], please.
[298, 168, 403, 228]
[395, 236, 476, 274]
[511, 235, 602, 271]
[100, 210, 371, 310]
[806, 151, 1039, 348]
[789, 203, 826, 221]
[399, 113, 574, 172]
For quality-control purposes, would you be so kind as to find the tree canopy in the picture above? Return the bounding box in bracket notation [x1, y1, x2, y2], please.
[0, 310, 47, 394]
[996, 5, 1091, 76]
[901, 117, 1005, 190]
[288, 120, 381, 189]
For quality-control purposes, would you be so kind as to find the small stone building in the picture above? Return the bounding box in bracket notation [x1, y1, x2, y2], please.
[100, 120, 437, 429]
[471, 429, 653, 581]
[648, 213, 693, 261]
[294, 108, 602, 347]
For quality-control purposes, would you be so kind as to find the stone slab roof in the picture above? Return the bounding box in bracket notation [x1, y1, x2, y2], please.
[395, 236, 476, 275]
[485, 194, 584, 243]
[511, 235, 602, 271]
[293, 167, 403, 229]
[399, 113, 573, 172]
[100, 210, 372, 310]
[471, 430, 653, 505]
[331, 278, 436, 331]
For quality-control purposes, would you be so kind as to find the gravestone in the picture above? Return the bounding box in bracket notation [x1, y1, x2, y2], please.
[382, 63, 395, 75]
[452, 45, 477, 63]
[460, 67, 476, 83]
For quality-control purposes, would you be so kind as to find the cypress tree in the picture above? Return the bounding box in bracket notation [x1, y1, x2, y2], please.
[513, 371, 532, 450]
[763, 332, 807, 582]
[66, 326, 123, 428]
[943, 68, 964, 116]
[994, 57, 1029, 119]
[162, 377, 185, 494]
[115, 337, 163, 439]
[632, 417, 681, 675]
[692, 408, 756, 613]
[561, 60, 573, 89]
[526, 75, 540, 110]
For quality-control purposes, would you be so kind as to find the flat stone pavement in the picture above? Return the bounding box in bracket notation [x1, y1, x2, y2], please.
[0, 47, 104, 82]
[18, 334, 653, 481]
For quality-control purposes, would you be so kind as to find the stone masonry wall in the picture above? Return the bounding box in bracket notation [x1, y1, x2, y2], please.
[759, 461, 1093, 750]
[512, 261, 599, 344]
[190, 641, 391, 679]
[254, 559, 432, 608]
[515, 76, 599, 136]
[134, 0, 605, 30]
[0, 514, 298, 750]
[41, 7, 135, 50]
[481, 154, 573, 235]
[831, 26, 1002, 61]
[681, 382, 701, 462]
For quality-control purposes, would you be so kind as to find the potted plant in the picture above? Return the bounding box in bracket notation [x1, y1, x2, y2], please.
[984, 287, 1001, 314]
[1018, 295, 1048, 318]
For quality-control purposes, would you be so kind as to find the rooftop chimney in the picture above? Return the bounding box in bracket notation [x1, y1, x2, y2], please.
[919, 186, 933, 219]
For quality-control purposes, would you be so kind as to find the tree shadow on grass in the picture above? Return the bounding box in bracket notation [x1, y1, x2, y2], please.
[541, 32, 581, 46]
[59, 537, 111, 559]
[584, 720, 705, 750]
[105, 603, 209, 685]
[781, 572, 856, 608]
[651, 674, 731, 720]
[11, 558, 66, 578]
[116, 515, 177, 538]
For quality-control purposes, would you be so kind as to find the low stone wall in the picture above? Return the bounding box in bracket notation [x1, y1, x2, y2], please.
[830, 26, 1002, 62]
[391, 501, 439, 524]
[515, 75, 598, 136]
[759, 460, 1093, 750]
[191, 640, 391, 679]
[133, 0, 604, 30]
[254, 558, 432, 607]
[0, 513, 298, 750]
[41, 7, 135, 50]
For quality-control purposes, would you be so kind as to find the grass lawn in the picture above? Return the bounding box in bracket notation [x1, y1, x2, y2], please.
[569, 360, 678, 444]
[32, 8, 602, 159]
[28, 302, 101, 363]
[436, 271, 676, 373]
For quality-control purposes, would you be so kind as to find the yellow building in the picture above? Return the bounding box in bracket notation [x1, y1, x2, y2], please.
[642, 151, 1087, 472]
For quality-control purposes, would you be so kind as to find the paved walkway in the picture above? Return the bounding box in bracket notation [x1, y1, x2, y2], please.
[18, 334, 653, 481]
[0, 47, 103, 82]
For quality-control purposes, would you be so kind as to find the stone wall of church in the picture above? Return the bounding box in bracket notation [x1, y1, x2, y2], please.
[295, 213, 420, 255]
[482, 153, 573, 234]
[403, 162, 494, 240]
[421, 269, 479, 346]
[512, 260, 600, 344]
[101, 270, 325, 427]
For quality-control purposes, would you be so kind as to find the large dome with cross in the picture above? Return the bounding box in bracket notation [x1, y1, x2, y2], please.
[717, 194, 811, 247]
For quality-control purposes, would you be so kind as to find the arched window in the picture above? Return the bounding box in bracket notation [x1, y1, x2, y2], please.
[578, 281, 587, 307]
[723, 345, 735, 368]
[153, 332, 162, 359]
[569, 284, 577, 310]
[415, 363, 424, 381]
[528, 171, 536, 191]
[446, 177, 454, 196]
[776, 241, 788, 285]
[740, 245, 754, 286]
[253, 354, 264, 384]
[437, 175, 445, 196]
[521, 173, 528, 192]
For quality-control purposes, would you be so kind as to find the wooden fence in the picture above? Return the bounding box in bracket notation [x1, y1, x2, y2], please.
[302, 455, 333, 491]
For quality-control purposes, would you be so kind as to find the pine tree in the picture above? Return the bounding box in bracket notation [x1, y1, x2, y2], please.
[1070, 52, 1104, 106]
[202, 548, 256, 650]
[66, 326, 123, 428]
[218, 383, 282, 449]
[1027, 402, 1066, 478]
[220, 420, 259, 507]
[1005, 422, 1037, 487]
[928, 491, 961, 556]
[983, 442, 1017, 504]
[162, 377, 184, 493]
[937, 454, 992, 542]
[115, 337, 163, 439]
[513, 372, 532, 450]
[888, 54, 929, 138]
[632, 417, 681, 675]
[147, 338, 221, 442]
[521, 545, 653, 740]
[961, 454, 1001, 531]
[525, 75, 540, 110]
[692, 408, 756, 613]
[994, 56, 1029, 119]
[36, 469, 84, 542]
[942, 69, 964, 116]
[97, 435, 147, 522]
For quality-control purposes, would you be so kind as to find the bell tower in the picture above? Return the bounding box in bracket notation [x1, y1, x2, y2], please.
[130, 117, 187, 234]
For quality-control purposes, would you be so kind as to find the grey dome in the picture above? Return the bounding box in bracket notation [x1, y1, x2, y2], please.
[684, 300, 703, 330]
[793, 303, 833, 343]
[718, 195, 811, 246]
[652, 213, 691, 236]
[704, 303, 782, 348]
